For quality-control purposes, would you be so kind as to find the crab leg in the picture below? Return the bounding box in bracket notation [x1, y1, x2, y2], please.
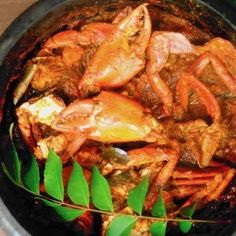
[127, 145, 176, 167]
[103, 145, 176, 175]
[147, 73, 173, 113]
[176, 72, 223, 167]
[205, 168, 235, 202]
[172, 178, 213, 186]
[176, 72, 221, 123]
[169, 186, 202, 198]
[179, 168, 235, 210]
[172, 167, 228, 179]
[145, 142, 180, 209]
[190, 51, 236, 94]
[146, 32, 193, 113]
[61, 133, 87, 162]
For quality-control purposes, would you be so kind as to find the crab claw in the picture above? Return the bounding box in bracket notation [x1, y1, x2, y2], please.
[78, 4, 152, 97]
[176, 72, 221, 123]
[43, 23, 114, 49]
[52, 91, 164, 143]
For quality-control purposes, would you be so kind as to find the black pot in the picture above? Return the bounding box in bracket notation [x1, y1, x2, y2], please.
[0, 0, 235, 235]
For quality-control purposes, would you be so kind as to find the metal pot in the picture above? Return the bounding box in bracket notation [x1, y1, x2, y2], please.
[0, 0, 235, 235]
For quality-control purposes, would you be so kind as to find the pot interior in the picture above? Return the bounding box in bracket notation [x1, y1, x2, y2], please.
[0, 0, 235, 235]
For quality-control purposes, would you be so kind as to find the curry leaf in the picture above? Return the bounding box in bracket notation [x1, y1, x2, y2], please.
[127, 176, 149, 215]
[36, 197, 61, 207]
[178, 203, 197, 233]
[178, 221, 192, 233]
[151, 190, 166, 218]
[2, 163, 16, 184]
[67, 162, 89, 207]
[91, 166, 113, 212]
[36, 197, 85, 221]
[23, 155, 40, 194]
[180, 203, 197, 218]
[106, 215, 136, 236]
[54, 206, 85, 221]
[8, 124, 21, 183]
[44, 149, 64, 201]
[150, 221, 167, 236]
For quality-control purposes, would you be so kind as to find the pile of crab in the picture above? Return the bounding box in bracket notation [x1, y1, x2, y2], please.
[14, 4, 236, 235]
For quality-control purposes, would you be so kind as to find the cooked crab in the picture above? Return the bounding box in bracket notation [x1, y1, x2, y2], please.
[13, 3, 236, 236]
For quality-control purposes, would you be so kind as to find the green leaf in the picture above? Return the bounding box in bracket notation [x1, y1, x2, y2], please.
[44, 149, 64, 201]
[178, 203, 196, 233]
[150, 221, 167, 236]
[2, 163, 16, 184]
[127, 176, 149, 215]
[54, 206, 84, 221]
[180, 203, 197, 218]
[151, 190, 166, 218]
[8, 124, 21, 183]
[178, 221, 192, 233]
[35, 197, 61, 207]
[36, 197, 84, 222]
[23, 156, 40, 194]
[106, 215, 136, 236]
[67, 162, 89, 207]
[91, 166, 113, 212]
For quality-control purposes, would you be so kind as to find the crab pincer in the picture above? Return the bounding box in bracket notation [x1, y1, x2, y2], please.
[78, 4, 152, 97]
[43, 23, 114, 49]
[52, 91, 166, 158]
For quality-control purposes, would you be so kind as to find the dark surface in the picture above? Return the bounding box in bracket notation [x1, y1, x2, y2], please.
[0, 0, 236, 235]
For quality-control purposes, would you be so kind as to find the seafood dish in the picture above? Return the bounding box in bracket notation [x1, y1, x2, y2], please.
[9, 3, 236, 235]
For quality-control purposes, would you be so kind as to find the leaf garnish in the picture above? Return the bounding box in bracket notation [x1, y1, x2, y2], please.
[44, 149, 64, 201]
[106, 215, 137, 236]
[178, 203, 197, 233]
[151, 190, 167, 236]
[37, 198, 84, 221]
[150, 221, 167, 236]
[67, 162, 89, 207]
[2, 130, 226, 235]
[23, 155, 40, 194]
[152, 189, 166, 218]
[2, 163, 16, 184]
[178, 220, 193, 233]
[54, 206, 84, 221]
[127, 176, 149, 215]
[180, 203, 197, 218]
[91, 166, 113, 212]
[35, 197, 61, 207]
[8, 124, 21, 183]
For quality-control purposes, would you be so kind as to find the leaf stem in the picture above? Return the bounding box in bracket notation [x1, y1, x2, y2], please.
[3, 164, 232, 225]
[52, 201, 230, 224]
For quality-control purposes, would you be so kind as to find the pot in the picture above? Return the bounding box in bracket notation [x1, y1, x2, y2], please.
[0, 0, 235, 235]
